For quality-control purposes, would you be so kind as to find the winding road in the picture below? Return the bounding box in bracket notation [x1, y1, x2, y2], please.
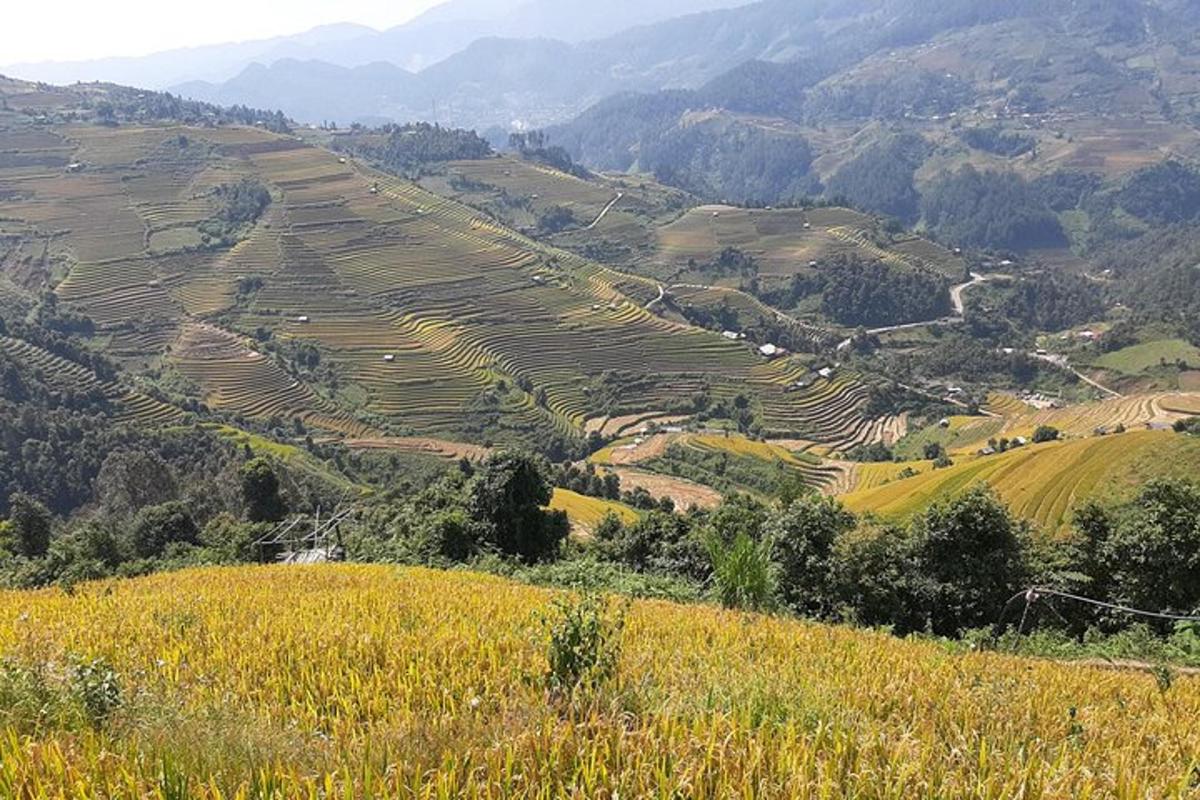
[586, 192, 624, 230]
[837, 272, 1007, 350]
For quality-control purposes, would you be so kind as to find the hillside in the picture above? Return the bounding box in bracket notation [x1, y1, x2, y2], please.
[0, 79, 911, 467]
[0, 564, 1193, 796]
[841, 428, 1200, 532]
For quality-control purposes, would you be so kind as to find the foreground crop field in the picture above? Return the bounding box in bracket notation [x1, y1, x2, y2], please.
[0, 565, 1195, 798]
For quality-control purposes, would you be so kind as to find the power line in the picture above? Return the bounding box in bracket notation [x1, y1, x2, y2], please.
[1030, 587, 1200, 623]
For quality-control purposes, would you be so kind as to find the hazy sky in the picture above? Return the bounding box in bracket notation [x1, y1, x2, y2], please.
[3, 0, 444, 64]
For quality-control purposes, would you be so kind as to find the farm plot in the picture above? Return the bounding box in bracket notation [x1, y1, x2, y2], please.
[0, 335, 182, 426]
[651, 205, 965, 281]
[171, 323, 374, 437]
[235, 144, 787, 434]
[7, 564, 1199, 796]
[993, 392, 1200, 438]
[842, 430, 1200, 532]
[1, 115, 888, 450]
[549, 488, 640, 535]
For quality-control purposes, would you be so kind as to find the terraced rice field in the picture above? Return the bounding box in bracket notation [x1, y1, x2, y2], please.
[842, 429, 1200, 532]
[992, 392, 1200, 438]
[0, 335, 181, 426]
[652, 205, 965, 280]
[549, 488, 640, 535]
[683, 433, 846, 491]
[0, 104, 894, 451]
[0, 565, 1195, 797]
[755, 371, 906, 450]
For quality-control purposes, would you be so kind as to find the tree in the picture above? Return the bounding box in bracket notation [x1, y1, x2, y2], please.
[765, 494, 857, 616]
[468, 451, 568, 562]
[128, 501, 198, 559]
[1032, 426, 1060, 443]
[832, 520, 927, 632]
[94, 450, 177, 519]
[239, 458, 286, 523]
[4, 492, 51, 558]
[1092, 480, 1200, 622]
[911, 487, 1031, 635]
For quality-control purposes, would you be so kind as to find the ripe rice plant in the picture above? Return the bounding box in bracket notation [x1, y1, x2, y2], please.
[0, 565, 1196, 796]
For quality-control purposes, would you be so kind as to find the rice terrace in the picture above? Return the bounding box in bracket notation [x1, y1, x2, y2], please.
[5, 0, 1200, 795]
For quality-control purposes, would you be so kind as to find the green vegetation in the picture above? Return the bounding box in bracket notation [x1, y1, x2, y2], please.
[820, 255, 950, 326]
[1095, 339, 1200, 374]
[337, 122, 492, 175]
[921, 166, 1065, 250]
[826, 133, 927, 223]
[958, 126, 1036, 158]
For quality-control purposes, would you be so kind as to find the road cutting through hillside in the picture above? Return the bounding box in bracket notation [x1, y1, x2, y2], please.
[586, 191, 624, 230]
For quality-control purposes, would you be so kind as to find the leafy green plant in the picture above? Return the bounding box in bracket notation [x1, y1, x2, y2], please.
[539, 592, 627, 697]
[707, 532, 777, 612]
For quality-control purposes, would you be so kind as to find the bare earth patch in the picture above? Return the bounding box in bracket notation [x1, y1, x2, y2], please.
[609, 467, 722, 510]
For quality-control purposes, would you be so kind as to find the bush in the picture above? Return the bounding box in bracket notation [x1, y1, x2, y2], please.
[4, 492, 51, 558]
[832, 521, 927, 633]
[765, 494, 856, 617]
[469, 451, 569, 563]
[128, 501, 198, 559]
[1173, 417, 1200, 435]
[539, 592, 626, 697]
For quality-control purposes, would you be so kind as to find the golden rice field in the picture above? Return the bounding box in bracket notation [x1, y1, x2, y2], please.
[842, 429, 1200, 532]
[0, 565, 1195, 798]
[549, 488, 640, 534]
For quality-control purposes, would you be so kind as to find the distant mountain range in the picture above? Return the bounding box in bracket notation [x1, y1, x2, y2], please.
[171, 0, 823, 130]
[1, 0, 753, 92]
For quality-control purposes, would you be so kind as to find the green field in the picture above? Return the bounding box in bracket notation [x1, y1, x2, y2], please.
[1094, 339, 1200, 374]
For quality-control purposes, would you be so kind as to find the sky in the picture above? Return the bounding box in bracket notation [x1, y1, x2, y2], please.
[2, 0, 444, 64]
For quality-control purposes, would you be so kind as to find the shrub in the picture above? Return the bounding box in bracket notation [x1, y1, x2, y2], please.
[1173, 417, 1200, 435]
[765, 494, 856, 617]
[469, 451, 569, 563]
[540, 592, 626, 697]
[911, 487, 1032, 635]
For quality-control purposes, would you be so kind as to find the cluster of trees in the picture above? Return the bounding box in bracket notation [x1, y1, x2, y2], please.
[593, 476, 1200, 637]
[508, 131, 589, 179]
[958, 126, 1036, 158]
[921, 334, 1042, 385]
[196, 178, 272, 248]
[1003, 272, 1104, 332]
[337, 123, 492, 175]
[639, 119, 818, 205]
[89, 87, 289, 132]
[0, 452, 292, 588]
[921, 165, 1065, 250]
[819, 256, 951, 327]
[1114, 160, 1200, 226]
[826, 133, 928, 224]
[688, 247, 759, 278]
[350, 452, 568, 564]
